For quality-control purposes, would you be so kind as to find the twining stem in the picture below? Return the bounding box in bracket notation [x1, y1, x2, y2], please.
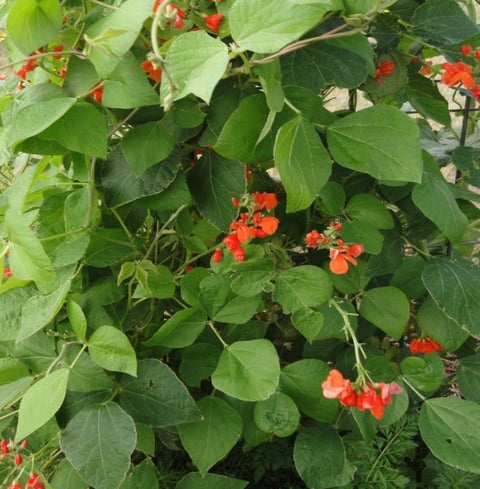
[151, 0, 178, 105]
[329, 298, 367, 381]
[0, 50, 85, 73]
[208, 321, 228, 348]
[144, 204, 188, 260]
[69, 344, 88, 370]
[46, 342, 69, 375]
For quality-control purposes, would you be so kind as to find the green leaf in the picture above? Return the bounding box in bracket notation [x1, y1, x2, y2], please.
[160, 31, 229, 105]
[412, 158, 468, 243]
[407, 74, 451, 127]
[199, 274, 261, 324]
[346, 193, 394, 229]
[177, 472, 248, 489]
[180, 343, 222, 388]
[178, 397, 243, 475]
[291, 308, 324, 343]
[419, 397, 480, 473]
[67, 299, 87, 342]
[15, 368, 69, 442]
[390, 255, 426, 300]
[457, 355, 480, 402]
[64, 345, 114, 394]
[103, 52, 158, 109]
[274, 118, 331, 212]
[294, 425, 355, 488]
[0, 358, 29, 386]
[50, 459, 88, 489]
[327, 259, 370, 294]
[134, 261, 176, 299]
[38, 102, 108, 158]
[17, 280, 71, 344]
[230, 0, 326, 53]
[120, 459, 158, 489]
[102, 146, 180, 208]
[417, 297, 468, 351]
[88, 326, 137, 377]
[230, 258, 274, 297]
[340, 219, 384, 254]
[359, 286, 410, 339]
[171, 96, 206, 128]
[280, 359, 339, 422]
[412, 0, 479, 46]
[118, 359, 202, 427]
[282, 41, 369, 92]
[273, 265, 333, 314]
[181, 267, 211, 308]
[85, 0, 157, 78]
[143, 308, 207, 348]
[6, 0, 62, 54]
[327, 105, 423, 182]
[6, 210, 54, 283]
[214, 94, 274, 163]
[252, 59, 284, 112]
[85, 229, 134, 267]
[61, 402, 136, 489]
[5, 97, 76, 147]
[0, 287, 38, 342]
[254, 391, 300, 437]
[0, 377, 33, 411]
[63, 57, 101, 98]
[422, 255, 480, 338]
[121, 122, 174, 176]
[212, 339, 280, 401]
[401, 353, 444, 392]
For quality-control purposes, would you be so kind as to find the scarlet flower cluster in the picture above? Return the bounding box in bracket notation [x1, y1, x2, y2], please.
[440, 45, 480, 101]
[25, 474, 44, 489]
[3, 267, 12, 278]
[13, 49, 40, 81]
[374, 60, 395, 84]
[141, 60, 162, 82]
[409, 336, 443, 355]
[213, 192, 279, 263]
[306, 222, 364, 274]
[322, 369, 403, 420]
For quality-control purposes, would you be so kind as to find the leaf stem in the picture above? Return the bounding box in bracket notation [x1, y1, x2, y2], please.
[401, 375, 427, 401]
[208, 321, 228, 348]
[0, 50, 85, 73]
[85, 157, 97, 229]
[329, 298, 367, 381]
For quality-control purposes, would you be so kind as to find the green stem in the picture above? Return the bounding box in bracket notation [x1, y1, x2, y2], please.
[69, 344, 88, 370]
[39, 228, 85, 242]
[111, 208, 134, 240]
[0, 410, 18, 422]
[144, 204, 188, 260]
[85, 157, 97, 229]
[0, 50, 85, 73]
[46, 342, 69, 375]
[329, 298, 366, 381]
[107, 108, 141, 138]
[401, 375, 427, 401]
[208, 321, 228, 349]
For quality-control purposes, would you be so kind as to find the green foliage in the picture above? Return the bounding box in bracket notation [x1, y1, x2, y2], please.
[1, 0, 480, 487]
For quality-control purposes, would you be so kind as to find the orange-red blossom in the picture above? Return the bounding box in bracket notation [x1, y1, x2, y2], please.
[322, 369, 403, 420]
[215, 192, 279, 263]
[441, 61, 476, 89]
[409, 336, 443, 355]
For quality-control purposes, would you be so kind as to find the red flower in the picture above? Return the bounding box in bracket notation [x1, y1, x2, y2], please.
[329, 248, 358, 275]
[2, 267, 12, 278]
[1, 439, 9, 454]
[141, 60, 162, 82]
[441, 62, 476, 89]
[233, 246, 245, 262]
[8, 483, 21, 489]
[205, 13, 223, 33]
[322, 369, 347, 398]
[409, 337, 443, 355]
[89, 82, 104, 103]
[460, 44, 472, 57]
[420, 60, 433, 75]
[375, 60, 395, 84]
[347, 243, 364, 257]
[25, 474, 45, 489]
[212, 248, 223, 263]
[53, 45, 63, 59]
[252, 192, 277, 211]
